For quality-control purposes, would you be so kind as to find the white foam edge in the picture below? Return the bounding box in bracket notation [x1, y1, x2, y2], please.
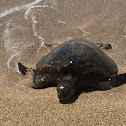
[57, 20, 66, 24]
[30, 15, 48, 53]
[24, 5, 48, 20]
[37, 40, 45, 53]
[0, 0, 43, 18]
[7, 52, 19, 70]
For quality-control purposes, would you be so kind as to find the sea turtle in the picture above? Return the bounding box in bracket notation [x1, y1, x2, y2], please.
[18, 39, 126, 102]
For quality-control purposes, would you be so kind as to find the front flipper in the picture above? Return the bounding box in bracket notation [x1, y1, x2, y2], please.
[98, 81, 114, 90]
[57, 80, 75, 102]
[57, 74, 77, 102]
[109, 73, 126, 87]
[98, 73, 126, 90]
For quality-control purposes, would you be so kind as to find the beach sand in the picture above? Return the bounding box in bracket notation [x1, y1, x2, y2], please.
[1, 0, 126, 125]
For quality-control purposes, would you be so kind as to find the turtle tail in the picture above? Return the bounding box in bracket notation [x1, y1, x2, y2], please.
[109, 73, 126, 87]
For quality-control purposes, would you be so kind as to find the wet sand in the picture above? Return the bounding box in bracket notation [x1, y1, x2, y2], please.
[1, 0, 126, 125]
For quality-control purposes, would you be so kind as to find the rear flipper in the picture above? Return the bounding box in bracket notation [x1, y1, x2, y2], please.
[96, 43, 112, 50]
[98, 81, 113, 90]
[18, 62, 28, 75]
[98, 73, 126, 90]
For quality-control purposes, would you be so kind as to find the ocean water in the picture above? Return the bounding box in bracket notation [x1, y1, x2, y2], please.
[0, 0, 126, 72]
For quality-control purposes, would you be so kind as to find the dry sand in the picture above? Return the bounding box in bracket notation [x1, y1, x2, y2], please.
[1, 0, 126, 125]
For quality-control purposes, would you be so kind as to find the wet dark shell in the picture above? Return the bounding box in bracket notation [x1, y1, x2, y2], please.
[36, 39, 118, 76]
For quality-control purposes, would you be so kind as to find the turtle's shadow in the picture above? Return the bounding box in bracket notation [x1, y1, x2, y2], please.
[33, 85, 96, 104]
[32, 83, 57, 89]
[60, 83, 126, 104]
[32, 82, 125, 104]
[60, 87, 96, 104]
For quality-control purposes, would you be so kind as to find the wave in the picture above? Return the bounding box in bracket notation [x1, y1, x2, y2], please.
[0, 0, 43, 18]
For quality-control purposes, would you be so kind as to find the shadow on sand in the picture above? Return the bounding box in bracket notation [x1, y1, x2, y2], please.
[33, 85, 97, 104]
[32, 81, 126, 104]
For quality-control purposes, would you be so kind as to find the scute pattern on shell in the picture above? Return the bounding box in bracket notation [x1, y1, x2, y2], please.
[36, 39, 118, 76]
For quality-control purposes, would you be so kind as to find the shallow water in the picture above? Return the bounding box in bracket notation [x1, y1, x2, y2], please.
[0, 0, 126, 72]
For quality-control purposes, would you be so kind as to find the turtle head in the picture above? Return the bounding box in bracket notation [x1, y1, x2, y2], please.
[57, 80, 75, 102]
[32, 70, 49, 88]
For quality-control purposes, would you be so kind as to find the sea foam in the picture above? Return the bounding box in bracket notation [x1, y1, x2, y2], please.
[1, 0, 55, 70]
[0, 0, 43, 18]
[7, 52, 20, 70]
[24, 5, 48, 20]
[3, 20, 34, 70]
